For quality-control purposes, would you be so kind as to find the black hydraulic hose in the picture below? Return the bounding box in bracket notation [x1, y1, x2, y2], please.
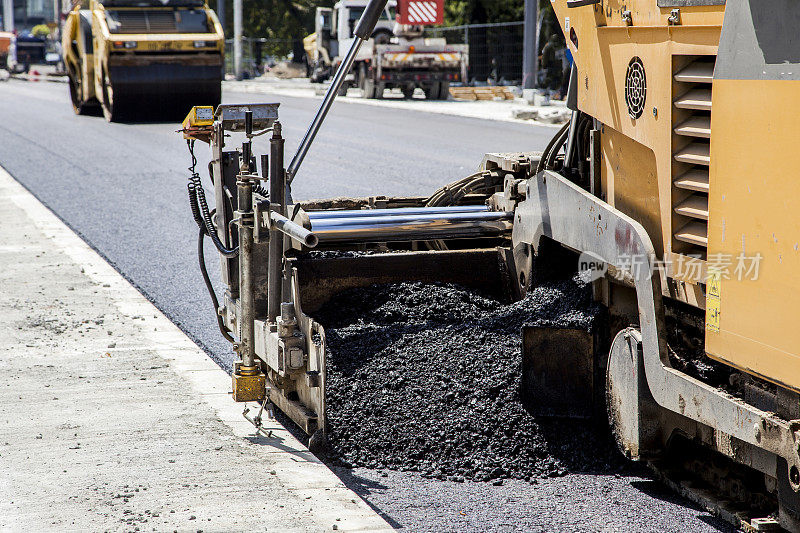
[536, 120, 571, 175]
[188, 173, 239, 258]
[185, 140, 237, 344]
[545, 122, 571, 171]
[197, 227, 236, 344]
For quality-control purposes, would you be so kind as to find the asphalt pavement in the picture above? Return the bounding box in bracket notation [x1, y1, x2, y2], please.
[0, 79, 733, 532]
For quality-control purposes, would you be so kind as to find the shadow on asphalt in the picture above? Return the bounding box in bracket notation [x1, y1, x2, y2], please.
[259, 379, 725, 531]
[629, 479, 735, 532]
[265, 409, 405, 529]
[329, 467, 405, 530]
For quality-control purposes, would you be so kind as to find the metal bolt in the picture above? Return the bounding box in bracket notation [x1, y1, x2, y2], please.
[652, 107, 658, 118]
[754, 423, 762, 442]
[622, 10, 632, 25]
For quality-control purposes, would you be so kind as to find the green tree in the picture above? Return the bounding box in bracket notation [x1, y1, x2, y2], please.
[443, 0, 525, 25]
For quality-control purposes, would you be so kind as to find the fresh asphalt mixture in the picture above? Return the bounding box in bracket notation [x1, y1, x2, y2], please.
[315, 273, 625, 483]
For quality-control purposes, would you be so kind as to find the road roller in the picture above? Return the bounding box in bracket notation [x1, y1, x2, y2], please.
[62, 0, 224, 122]
[180, 0, 800, 529]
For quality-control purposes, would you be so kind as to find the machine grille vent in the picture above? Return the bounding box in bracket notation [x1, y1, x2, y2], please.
[108, 11, 178, 34]
[672, 55, 716, 258]
[625, 57, 647, 119]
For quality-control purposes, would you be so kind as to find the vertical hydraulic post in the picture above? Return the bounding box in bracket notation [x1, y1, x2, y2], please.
[232, 110, 265, 402]
[267, 122, 285, 323]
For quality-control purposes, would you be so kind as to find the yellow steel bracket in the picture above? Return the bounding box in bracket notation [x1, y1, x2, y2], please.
[180, 106, 215, 144]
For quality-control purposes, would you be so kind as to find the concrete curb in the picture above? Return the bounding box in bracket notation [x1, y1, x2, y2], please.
[0, 164, 394, 532]
[224, 80, 565, 128]
[9, 72, 68, 83]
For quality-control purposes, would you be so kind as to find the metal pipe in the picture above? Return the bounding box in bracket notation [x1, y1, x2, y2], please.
[217, 0, 225, 35]
[286, 0, 390, 184]
[267, 123, 285, 323]
[2, 0, 13, 32]
[306, 205, 489, 220]
[522, 0, 538, 91]
[270, 212, 319, 248]
[310, 211, 513, 244]
[286, 39, 364, 184]
[233, 0, 242, 80]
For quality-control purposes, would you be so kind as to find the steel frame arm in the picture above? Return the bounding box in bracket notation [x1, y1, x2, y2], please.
[512, 170, 800, 484]
[287, 0, 390, 184]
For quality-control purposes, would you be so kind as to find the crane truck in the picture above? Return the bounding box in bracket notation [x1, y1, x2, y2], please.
[62, 0, 224, 121]
[305, 0, 467, 99]
[181, 0, 800, 530]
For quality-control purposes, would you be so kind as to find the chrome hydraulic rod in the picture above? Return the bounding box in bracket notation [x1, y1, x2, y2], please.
[306, 205, 489, 220]
[310, 211, 513, 244]
[237, 145, 255, 368]
[286, 0, 390, 185]
[267, 123, 285, 323]
[270, 211, 319, 248]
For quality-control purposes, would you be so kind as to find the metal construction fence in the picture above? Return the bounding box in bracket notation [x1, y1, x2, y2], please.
[227, 21, 544, 86]
[425, 21, 524, 85]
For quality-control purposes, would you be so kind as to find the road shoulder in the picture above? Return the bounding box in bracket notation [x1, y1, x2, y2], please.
[0, 165, 392, 532]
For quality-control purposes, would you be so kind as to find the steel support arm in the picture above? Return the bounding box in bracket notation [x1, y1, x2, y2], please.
[512, 170, 800, 485]
[286, 0, 390, 184]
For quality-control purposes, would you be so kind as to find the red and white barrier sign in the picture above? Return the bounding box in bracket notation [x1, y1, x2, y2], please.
[397, 0, 443, 25]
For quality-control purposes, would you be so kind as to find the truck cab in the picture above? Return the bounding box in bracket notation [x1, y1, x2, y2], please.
[306, 0, 466, 100]
[307, 0, 396, 82]
[331, 0, 396, 42]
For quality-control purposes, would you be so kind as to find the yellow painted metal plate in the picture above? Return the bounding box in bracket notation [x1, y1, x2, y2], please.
[705, 79, 800, 391]
[181, 106, 215, 142]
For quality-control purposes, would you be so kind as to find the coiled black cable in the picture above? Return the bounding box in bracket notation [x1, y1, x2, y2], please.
[186, 140, 237, 344]
[253, 182, 270, 199]
[187, 174, 239, 258]
[186, 140, 239, 258]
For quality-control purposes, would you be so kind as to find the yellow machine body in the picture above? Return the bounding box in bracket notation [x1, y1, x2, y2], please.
[704, 12, 800, 390]
[551, 0, 800, 391]
[62, 0, 224, 120]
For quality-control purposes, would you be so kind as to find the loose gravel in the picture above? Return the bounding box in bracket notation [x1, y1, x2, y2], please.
[316, 276, 623, 482]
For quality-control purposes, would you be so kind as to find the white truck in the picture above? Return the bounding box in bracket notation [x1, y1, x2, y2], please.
[305, 0, 467, 100]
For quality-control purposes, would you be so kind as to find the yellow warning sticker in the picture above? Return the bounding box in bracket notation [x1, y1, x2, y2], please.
[706, 272, 721, 333]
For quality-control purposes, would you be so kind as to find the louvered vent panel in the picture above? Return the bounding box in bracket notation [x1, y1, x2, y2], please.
[110, 11, 178, 34]
[672, 56, 715, 256]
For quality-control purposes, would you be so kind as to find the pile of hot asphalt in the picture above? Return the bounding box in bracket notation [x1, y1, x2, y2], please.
[315, 276, 624, 483]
